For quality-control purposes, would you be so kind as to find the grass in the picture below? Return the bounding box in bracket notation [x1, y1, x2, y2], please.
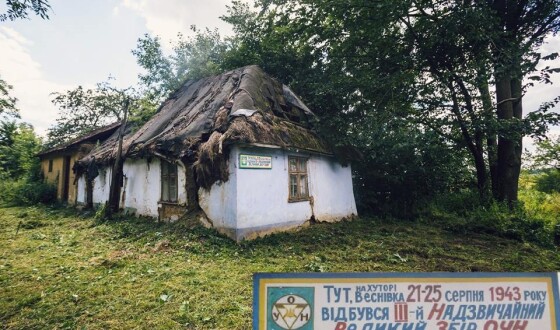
[1, 205, 559, 329]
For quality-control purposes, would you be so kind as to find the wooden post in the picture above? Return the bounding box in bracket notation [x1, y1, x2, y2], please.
[106, 98, 129, 217]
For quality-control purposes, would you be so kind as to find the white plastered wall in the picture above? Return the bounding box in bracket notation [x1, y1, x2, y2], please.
[308, 154, 357, 222]
[120, 157, 188, 217]
[92, 167, 111, 205]
[120, 158, 160, 216]
[76, 176, 86, 204]
[200, 145, 357, 240]
[76, 157, 188, 217]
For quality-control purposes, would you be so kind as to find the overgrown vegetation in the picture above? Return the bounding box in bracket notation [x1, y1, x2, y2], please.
[2, 1, 559, 327]
[0, 179, 57, 206]
[1, 205, 559, 329]
[0, 105, 54, 207]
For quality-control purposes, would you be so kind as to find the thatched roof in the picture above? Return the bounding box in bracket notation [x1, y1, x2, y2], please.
[77, 65, 333, 188]
[37, 121, 122, 158]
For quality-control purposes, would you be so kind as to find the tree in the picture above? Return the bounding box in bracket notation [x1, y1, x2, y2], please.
[484, 0, 560, 203]
[0, 121, 41, 179]
[0, 76, 19, 118]
[132, 27, 231, 103]
[531, 135, 560, 170]
[46, 80, 155, 147]
[223, 0, 560, 206]
[222, 1, 477, 211]
[48, 27, 232, 148]
[47, 79, 159, 147]
[0, 0, 51, 21]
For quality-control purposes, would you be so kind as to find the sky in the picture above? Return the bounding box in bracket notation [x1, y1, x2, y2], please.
[0, 0, 559, 152]
[0, 0, 235, 135]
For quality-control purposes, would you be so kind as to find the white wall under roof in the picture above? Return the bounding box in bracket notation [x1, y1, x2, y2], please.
[199, 145, 357, 241]
[76, 146, 357, 240]
[77, 157, 188, 218]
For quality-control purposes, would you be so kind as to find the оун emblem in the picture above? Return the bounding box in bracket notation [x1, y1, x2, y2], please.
[267, 287, 314, 330]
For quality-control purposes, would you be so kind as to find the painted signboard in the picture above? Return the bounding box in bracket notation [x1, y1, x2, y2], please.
[240, 154, 272, 169]
[253, 272, 560, 330]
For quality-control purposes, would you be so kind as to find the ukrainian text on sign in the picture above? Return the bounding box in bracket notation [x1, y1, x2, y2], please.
[240, 154, 272, 169]
[253, 273, 560, 330]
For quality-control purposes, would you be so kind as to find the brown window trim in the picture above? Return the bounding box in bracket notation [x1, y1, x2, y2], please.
[48, 159, 53, 173]
[288, 156, 310, 203]
[159, 200, 180, 206]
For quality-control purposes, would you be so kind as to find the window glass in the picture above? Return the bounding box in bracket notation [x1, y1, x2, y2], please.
[289, 158, 297, 172]
[161, 160, 178, 203]
[299, 175, 308, 197]
[290, 175, 298, 198]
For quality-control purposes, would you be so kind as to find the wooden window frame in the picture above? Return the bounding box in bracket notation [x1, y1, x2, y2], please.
[161, 160, 178, 203]
[288, 156, 309, 202]
[48, 159, 53, 173]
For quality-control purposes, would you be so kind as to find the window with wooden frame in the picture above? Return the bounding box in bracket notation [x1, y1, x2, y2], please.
[288, 156, 309, 202]
[161, 160, 178, 203]
[48, 159, 53, 172]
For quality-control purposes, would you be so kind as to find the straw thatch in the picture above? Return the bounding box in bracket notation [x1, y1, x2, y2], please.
[38, 121, 122, 157]
[76, 65, 332, 189]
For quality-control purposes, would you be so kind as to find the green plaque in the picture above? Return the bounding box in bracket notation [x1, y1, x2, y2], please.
[239, 154, 272, 169]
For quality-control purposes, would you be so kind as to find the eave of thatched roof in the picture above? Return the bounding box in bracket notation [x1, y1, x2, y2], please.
[37, 121, 122, 158]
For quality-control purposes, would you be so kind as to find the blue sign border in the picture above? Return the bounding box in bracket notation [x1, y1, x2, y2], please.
[253, 272, 560, 330]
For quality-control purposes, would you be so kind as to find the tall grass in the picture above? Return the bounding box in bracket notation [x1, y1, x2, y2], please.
[0, 179, 57, 206]
[421, 172, 560, 247]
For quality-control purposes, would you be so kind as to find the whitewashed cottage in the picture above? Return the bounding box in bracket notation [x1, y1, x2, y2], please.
[74, 65, 357, 241]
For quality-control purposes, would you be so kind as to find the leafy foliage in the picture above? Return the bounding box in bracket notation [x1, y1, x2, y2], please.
[0, 179, 57, 205]
[132, 27, 231, 102]
[530, 135, 560, 170]
[535, 171, 560, 194]
[0, 121, 41, 180]
[0, 0, 51, 21]
[353, 117, 473, 216]
[0, 76, 19, 119]
[46, 83, 127, 147]
[46, 81, 158, 148]
[221, 1, 481, 210]
[222, 0, 560, 205]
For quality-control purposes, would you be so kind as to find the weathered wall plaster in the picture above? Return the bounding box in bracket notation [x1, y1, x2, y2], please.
[200, 145, 357, 241]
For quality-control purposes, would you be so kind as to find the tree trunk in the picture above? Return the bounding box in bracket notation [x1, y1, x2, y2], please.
[106, 100, 129, 217]
[478, 79, 498, 198]
[510, 75, 523, 199]
[490, 0, 526, 206]
[473, 150, 489, 201]
[86, 178, 93, 209]
[495, 75, 520, 205]
[447, 82, 489, 201]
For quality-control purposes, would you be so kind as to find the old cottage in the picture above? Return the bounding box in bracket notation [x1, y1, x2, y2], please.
[38, 122, 121, 204]
[74, 66, 357, 240]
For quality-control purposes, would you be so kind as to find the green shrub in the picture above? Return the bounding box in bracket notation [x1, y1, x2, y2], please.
[424, 190, 556, 247]
[535, 170, 560, 194]
[0, 180, 57, 206]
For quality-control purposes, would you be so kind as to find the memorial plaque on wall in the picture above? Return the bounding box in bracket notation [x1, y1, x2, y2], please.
[240, 154, 272, 169]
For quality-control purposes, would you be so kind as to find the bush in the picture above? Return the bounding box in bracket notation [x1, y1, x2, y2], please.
[0, 180, 57, 206]
[535, 170, 560, 194]
[423, 190, 556, 247]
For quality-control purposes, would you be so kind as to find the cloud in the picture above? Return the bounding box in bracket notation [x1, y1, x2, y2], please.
[120, 0, 235, 45]
[0, 27, 70, 136]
